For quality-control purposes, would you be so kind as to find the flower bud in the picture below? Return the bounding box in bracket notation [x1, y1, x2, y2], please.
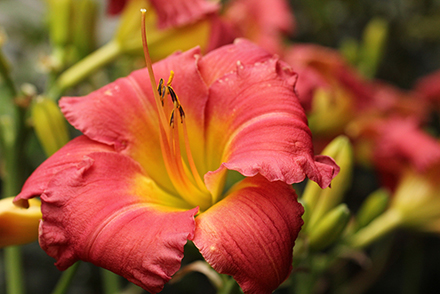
[0, 197, 42, 248]
[357, 18, 388, 79]
[71, 0, 98, 59]
[391, 168, 440, 228]
[31, 96, 70, 156]
[113, 0, 211, 61]
[307, 88, 355, 137]
[308, 204, 350, 251]
[302, 136, 353, 231]
[355, 188, 390, 230]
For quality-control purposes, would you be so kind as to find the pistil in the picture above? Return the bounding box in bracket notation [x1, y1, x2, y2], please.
[140, 9, 210, 210]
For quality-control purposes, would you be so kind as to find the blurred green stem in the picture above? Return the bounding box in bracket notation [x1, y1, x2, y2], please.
[1, 49, 26, 294]
[218, 277, 241, 294]
[47, 40, 121, 99]
[101, 268, 121, 294]
[4, 247, 25, 294]
[0, 49, 17, 97]
[51, 262, 81, 294]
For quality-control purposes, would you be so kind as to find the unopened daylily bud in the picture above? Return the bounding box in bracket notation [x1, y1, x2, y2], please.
[46, 0, 71, 48]
[339, 37, 359, 66]
[308, 204, 350, 251]
[71, 0, 98, 59]
[391, 169, 440, 228]
[302, 136, 353, 231]
[347, 168, 440, 248]
[114, 0, 210, 60]
[0, 197, 42, 248]
[355, 188, 390, 230]
[31, 96, 70, 156]
[357, 18, 388, 79]
[308, 88, 355, 137]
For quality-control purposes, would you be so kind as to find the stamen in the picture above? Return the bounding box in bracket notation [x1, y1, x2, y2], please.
[141, 10, 210, 210]
[157, 78, 165, 106]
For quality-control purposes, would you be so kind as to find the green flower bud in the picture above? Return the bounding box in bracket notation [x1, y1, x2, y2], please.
[71, 0, 98, 59]
[308, 204, 350, 251]
[302, 135, 353, 231]
[355, 188, 390, 230]
[31, 96, 70, 156]
[357, 18, 388, 78]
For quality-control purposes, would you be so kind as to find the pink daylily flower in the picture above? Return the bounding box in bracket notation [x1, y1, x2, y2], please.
[414, 69, 440, 107]
[283, 43, 372, 113]
[224, 0, 295, 54]
[372, 117, 440, 190]
[15, 39, 338, 293]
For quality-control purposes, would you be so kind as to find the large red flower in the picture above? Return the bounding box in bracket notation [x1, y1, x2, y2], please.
[15, 39, 338, 294]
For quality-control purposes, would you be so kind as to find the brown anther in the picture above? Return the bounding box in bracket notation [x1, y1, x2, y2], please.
[168, 86, 178, 105]
[169, 110, 175, 127]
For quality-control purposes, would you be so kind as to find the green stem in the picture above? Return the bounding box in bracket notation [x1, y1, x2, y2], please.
[47, 40, 122, 99]
[218, 278, 241, 294]
[101, 268, 121, 294]
[0, 49, 17, 97]
[1, 48, 27, 294]
[4, 247, 25, 294]
[51, 262, 81, 294]
[347, 209, 402, 249]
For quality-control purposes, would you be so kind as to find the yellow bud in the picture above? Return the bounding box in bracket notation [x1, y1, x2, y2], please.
[0, 197, 42, 248]
[31, 96, 70, 157]
[308, 204, 350, 251]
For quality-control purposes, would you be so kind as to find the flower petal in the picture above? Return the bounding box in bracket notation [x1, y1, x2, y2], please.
[0, 197, 41, 248]
[38, 151, 197, 293]
[198, 38, 273, 87]
[373, 118, 440, 188]
[224, 0, 295, 54]
[193, 175, 304, 294]
[149, 0, 219, 29]
[14, 136, 113, 208]
[204, 56, 338, 192]
[60, 47, 208, 192]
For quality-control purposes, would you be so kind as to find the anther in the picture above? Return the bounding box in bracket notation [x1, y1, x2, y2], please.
[158, 78, 166, 106]
[168, 86, 178, 105]
[169, 111, 175, 127]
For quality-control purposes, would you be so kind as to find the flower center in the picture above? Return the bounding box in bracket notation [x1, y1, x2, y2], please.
[141, 9, 211, 211]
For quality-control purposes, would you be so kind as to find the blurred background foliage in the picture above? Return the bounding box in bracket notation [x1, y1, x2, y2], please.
[1, 0, 440, 293]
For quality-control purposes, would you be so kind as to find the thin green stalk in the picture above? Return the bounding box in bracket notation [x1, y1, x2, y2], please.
[51, 262, 81, 294]
[47, 40, 121, 99]
[101, 268, 121, 294]
[4, 247, 25, 294]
